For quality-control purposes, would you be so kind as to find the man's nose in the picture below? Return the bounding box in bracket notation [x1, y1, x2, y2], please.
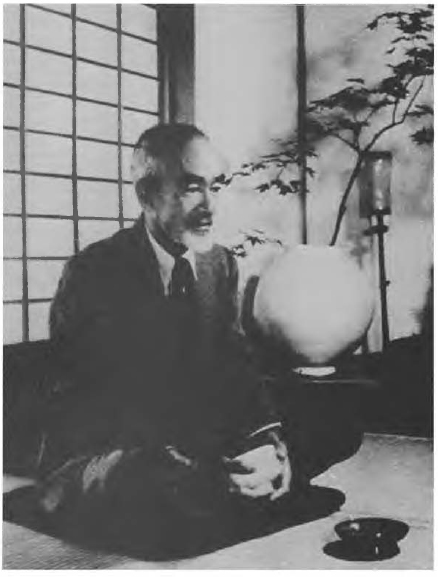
[199, 188, 215, 212]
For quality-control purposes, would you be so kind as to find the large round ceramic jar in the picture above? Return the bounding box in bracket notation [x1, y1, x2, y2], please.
[253, 245, 375, 366]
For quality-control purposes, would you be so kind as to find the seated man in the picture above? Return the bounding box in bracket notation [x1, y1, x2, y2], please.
[36, 124, 362, 557]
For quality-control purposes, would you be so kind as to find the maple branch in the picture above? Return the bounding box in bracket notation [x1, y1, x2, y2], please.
[392, 73, 415, 123]
[329, 131, 361, 153]
[391, 96, 400, 124]
[329, 155, 364, 246]
[400, 75, 426, 120]
[330, 74, 428, 245]
[363, 76, 426, 152]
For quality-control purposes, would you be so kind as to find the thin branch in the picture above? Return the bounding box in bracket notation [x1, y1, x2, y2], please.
[273, 165, 287, 185]
[393, 73, 415, 123]
[329, 131, 361, 152]
[400, 75, 426, 120]
[330, 74, 428, 245]
[391, 96, 400, 124]
[364, 107, 378, 124]
[361, 98, 391, 127]
[352, 127, 360, 150]
[329, 155, 363, 245]
[364, 76, 426, 152]
[364, 118, 403, 153]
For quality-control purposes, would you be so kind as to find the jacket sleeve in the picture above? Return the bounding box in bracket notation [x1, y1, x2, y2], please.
[219, 250, 283, 450]
[41, 253, 186, 473]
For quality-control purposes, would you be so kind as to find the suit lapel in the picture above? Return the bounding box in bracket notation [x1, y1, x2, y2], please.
[195, 249, 219, 330]
[124, 215, 165, 297]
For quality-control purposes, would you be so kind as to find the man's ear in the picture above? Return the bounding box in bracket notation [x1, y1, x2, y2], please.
[135, 174, 161, 206]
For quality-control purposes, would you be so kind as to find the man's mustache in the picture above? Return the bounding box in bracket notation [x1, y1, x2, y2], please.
[186, 210, 213, 228]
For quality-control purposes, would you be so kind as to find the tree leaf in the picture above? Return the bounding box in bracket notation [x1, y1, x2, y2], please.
[256, 183, 271, 193]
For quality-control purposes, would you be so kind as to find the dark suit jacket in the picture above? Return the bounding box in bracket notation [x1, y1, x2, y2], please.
[40, 216, 277, 473]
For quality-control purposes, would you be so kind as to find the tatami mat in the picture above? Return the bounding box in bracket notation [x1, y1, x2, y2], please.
[3, 433, 433, 569]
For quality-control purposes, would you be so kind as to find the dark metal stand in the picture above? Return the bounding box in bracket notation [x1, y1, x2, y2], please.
[364, 208, 390, 349]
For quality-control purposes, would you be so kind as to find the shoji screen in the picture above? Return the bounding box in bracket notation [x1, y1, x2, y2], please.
[4, 4, 160, 343]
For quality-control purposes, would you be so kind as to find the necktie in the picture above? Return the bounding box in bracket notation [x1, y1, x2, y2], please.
[169, 257, 196, 301]
[169, 257, 199, 366]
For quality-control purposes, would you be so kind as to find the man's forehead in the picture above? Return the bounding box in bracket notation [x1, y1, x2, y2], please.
[180, 136, 228, 178]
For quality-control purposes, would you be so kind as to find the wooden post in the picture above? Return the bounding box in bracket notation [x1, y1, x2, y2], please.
[157, 5, 195, 124]
[296, 5, 308, 244]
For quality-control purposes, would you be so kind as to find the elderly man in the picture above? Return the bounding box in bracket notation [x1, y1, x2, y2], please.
[37, 124, 360, 557]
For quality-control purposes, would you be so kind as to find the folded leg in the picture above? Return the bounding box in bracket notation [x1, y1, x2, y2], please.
[36, 447, 241, 558]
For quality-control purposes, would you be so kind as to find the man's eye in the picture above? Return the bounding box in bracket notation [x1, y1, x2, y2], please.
[186, 184, 202, 193]
[210, 184, 222, 194]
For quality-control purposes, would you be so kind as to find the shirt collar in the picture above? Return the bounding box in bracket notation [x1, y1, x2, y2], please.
[145, 225, 197, 295]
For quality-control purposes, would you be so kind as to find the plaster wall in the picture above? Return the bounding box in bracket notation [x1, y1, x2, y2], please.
[195, 4, 433, 351]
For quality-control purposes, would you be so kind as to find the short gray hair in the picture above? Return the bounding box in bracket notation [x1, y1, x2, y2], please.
[131, 123, 207, 206]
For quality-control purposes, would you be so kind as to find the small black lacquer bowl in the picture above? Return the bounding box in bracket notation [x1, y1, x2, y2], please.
[324, 517, 409, 562]
[335, 517, 409, 542]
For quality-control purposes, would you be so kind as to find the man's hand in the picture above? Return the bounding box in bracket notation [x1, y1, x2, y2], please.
[222, 440, 291, 501]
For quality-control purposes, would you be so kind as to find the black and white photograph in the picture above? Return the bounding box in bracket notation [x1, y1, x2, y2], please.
[2, 2, 434, 569]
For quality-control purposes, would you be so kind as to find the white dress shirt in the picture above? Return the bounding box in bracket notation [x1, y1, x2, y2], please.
[145, 227, 197, 296]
